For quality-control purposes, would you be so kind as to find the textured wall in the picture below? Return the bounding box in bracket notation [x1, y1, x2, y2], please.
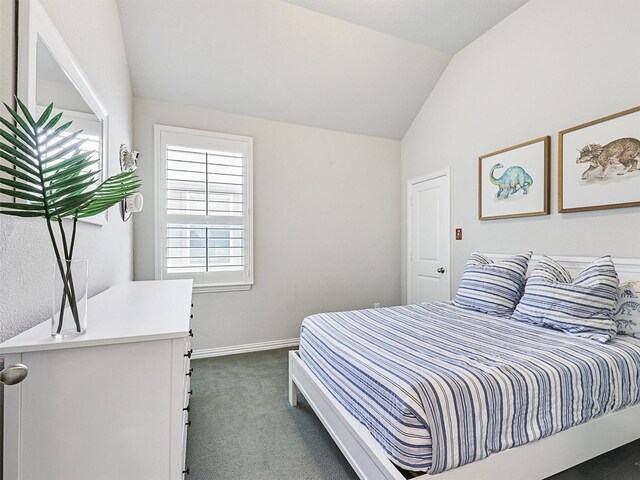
[0, 0, 134, 339]
[133, 97, 401, 351]
[401, 0, 640, 302]
[0, 0, 133, 471]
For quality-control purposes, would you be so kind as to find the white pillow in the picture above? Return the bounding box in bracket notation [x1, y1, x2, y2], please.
[615, 281, 640, 338]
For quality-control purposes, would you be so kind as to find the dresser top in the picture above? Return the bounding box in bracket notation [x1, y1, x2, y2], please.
[0, 280, 193, 354]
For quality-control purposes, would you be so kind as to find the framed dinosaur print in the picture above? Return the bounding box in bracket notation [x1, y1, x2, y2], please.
[559, 106, 640, 213]
[478, 136, 550, 220]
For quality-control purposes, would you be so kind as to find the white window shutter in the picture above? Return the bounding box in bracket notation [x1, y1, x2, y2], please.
[155, 125, 253, 289]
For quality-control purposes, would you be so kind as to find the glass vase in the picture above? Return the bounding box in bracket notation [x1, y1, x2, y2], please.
[52, 258, 88, 338]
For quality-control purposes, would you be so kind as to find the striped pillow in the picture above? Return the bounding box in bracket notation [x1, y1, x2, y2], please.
[453, 252, 531, 316]
[511, 256, 619, 342]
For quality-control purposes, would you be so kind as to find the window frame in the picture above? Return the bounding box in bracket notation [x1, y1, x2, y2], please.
[154, 124, 254, 293]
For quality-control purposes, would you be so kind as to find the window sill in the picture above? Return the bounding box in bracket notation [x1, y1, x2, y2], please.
[193, 283, 253, 294]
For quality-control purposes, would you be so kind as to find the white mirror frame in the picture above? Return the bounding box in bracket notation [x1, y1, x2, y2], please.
[17, 0, 110, 226]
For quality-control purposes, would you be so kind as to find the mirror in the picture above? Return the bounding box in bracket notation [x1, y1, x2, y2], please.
[18, 0, 109, 225]
[36, 40, 102, 188]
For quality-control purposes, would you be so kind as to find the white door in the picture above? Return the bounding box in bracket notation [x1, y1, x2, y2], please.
[408, 170, 450, 304]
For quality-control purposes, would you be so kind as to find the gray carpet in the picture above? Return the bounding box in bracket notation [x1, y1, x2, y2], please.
[185, 348, 357, 479]
[186, 348, 640, 480]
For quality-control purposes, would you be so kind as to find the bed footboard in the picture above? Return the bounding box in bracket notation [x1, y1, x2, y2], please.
[288, 349, 299, 407]
[289, 350, 406, 480]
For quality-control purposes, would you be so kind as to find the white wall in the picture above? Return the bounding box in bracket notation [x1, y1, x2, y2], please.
[0, 0, 133, 341]
[133, 97, 401, 351]
[0, 1, 133, 462]
[401, 0, 640, 301]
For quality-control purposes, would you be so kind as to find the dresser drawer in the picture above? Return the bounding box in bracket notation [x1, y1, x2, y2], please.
[183, 343, 192, 374]
[181, 393, 191, 478]
[180, 324, 192, 478]
[183, 373, 192, 409]
[171, 333, 194, 479]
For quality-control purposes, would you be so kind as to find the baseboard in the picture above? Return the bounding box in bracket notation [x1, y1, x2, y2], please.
[192, 337, 300, 359]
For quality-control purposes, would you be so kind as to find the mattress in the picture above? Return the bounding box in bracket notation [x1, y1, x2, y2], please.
[299, 302, 640, 474]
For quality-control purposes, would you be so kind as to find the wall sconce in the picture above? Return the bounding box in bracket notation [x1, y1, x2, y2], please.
[119, 144, 143, 222]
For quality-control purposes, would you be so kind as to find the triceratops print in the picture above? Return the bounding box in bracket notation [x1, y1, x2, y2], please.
[490, 163, 533, 199]
[576, 138, 640, 180]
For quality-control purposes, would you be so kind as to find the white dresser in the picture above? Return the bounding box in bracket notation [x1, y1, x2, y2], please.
[0, 280, 194, 480]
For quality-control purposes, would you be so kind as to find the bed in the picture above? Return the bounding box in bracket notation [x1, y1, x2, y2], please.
[288, 255, 640, 480]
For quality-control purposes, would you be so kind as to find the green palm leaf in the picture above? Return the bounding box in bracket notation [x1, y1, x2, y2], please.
[0, 141, 39, 172]
[4, 102, 36, 137]
[49, 170, 100, 192]
[42, 153, 90, 176]
[36, 103, 54, 128]
[41, 112, 64, 133]
[1, 98, 142, 336]
[77, 171, 141, 218]
[0, 99, 140, 221]
[0, 163, 39, 183]
[15, 97, 38, 131]
[0, 116, 37, 149]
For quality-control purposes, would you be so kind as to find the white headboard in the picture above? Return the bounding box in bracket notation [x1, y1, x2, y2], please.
[487, 254, 640, 282]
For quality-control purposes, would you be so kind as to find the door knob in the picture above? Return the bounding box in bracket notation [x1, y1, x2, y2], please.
[0, 364, 28, 385]
[437, 267, 446, 274]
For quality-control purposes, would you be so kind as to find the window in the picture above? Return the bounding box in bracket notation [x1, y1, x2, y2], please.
[155, 125, 253, 292]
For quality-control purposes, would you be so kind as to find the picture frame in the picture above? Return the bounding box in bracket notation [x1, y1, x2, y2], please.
[559, 106, 640, 213]
[478, 136, 550, 220]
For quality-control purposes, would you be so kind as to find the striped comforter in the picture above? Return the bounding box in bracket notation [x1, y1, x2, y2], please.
[299, 302, 640, 474]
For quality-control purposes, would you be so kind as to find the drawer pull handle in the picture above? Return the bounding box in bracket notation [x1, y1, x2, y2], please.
[188, 389, 193, 395]
[185, 420, 191, 427]
[190, 314, 193, 319]
[0, 364, 28, 386]
[189, 329, 194, 337]
[183, 467, 190, 475]
[186, 368, 193, 377]
[184, 349, 193, 358]
[183, 405, 190, 412]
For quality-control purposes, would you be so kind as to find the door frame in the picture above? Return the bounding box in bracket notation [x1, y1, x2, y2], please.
[407, 168, 451, 304]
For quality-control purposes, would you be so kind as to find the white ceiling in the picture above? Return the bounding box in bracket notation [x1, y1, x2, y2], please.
[117, 0, 527, 139]
[282, 0, 529, 53]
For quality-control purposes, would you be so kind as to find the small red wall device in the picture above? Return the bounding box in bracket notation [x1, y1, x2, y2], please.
[455, 228, 462, 240]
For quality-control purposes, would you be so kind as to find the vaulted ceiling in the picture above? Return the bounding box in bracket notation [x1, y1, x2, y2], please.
[282, 0, 529, 53]
[117, 0, 528, 139]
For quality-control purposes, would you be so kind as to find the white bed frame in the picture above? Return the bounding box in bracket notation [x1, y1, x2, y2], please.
[288, 255, 640, 480]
